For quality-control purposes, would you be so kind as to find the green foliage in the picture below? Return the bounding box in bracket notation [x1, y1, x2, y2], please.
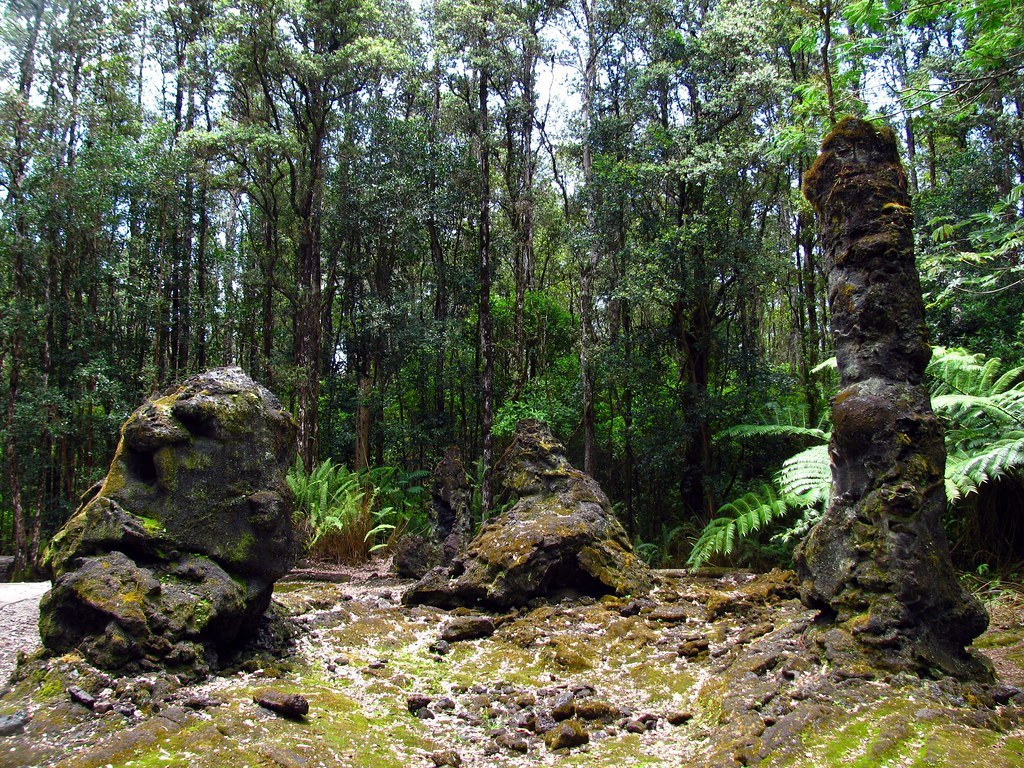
[925, 184, 1024, 302]
[2, 0, 1021, 578]
[715, 403, 829, 443]
[634, 523, 686, 568]
[287, 459, 424, 564]
[689, 347, 1024, 569]
[930, 347, 1024, 504]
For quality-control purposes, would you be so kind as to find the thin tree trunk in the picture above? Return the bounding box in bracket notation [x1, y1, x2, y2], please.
[820, 0, 836, 126]
[5, 0, 46, 576]
[579, 0, 600, 476]
[479, 64, 495, 513]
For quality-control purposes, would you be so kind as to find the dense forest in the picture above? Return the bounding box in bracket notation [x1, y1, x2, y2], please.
[1, 0, 1022, 576]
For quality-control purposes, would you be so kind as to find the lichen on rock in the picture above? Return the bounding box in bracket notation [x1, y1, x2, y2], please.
[403, 420, 652, 609]
[795, 118, 989, 679]
[38, 367, 297, 676]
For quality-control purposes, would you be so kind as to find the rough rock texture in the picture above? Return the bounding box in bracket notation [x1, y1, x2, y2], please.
[404, 420, 651, 609]
[394, 447, 473, 579]
[431, 445, 473, 559]
[3, 569, 1024, 767]
[39, 367, 296, 675]
[795, 118, 988, 678]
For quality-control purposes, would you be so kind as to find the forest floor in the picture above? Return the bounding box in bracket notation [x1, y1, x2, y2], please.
[2, 563, 1024, 767]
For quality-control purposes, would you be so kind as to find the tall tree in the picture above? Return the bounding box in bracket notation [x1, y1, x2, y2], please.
[219, 0, 406, 468]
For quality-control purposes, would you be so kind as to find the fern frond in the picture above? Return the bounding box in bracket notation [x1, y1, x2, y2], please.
[944, 448, 978, 504]
[928, 346, 1024, 399]
[778, 444, 832, 505]
[932, 393, 1024, 428]
[686, 484, 792, 569]
[715, 403, 829, 443]
[956, 435, 1024, 490]
[812, 357, 837, 374]
[992, 365, 1024, 396]
[716, 423, 829, 442]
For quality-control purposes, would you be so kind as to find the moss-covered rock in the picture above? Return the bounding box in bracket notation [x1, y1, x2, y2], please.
[795, 119, 988, 680]
[404, 420, 651, 609]
[38, 367, 296, 676]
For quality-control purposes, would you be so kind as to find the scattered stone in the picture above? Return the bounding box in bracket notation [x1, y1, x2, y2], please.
[533, 709, 558, 734]
[93, 700, 115, 715]
[0, 711, 29, 737]
[574, 699, 619, 721]
[441, 616, 495, 643]
[551, 691, 575, 721]
[368, 659, 388, 669]
[404, 421, 652, 609]
[482, 742, 500, 756]
[516, 692, 537, 708]
[619, 599, 645, 617]
[429, 639, 451, 655]
[494, 731, 530, 753]
[415, 708, 436, 720]
[649, 604, 689, 623]
[254, 689, 309, 719]
[39, 368, 296, 676]
[182, 695, 222, 710]
[68, 686, 97, 710]
[512, 710, 537, 731]
[705, 570, 796, 620]
[544, 719, 589, 751]
[624, 719, 646, 734]
[430, 749, 462, 767]
[667, 710, 693, 726]
[678, 636, 710, 658]
[990, 684, 1020, 705]
[407, 693, 433, 713]
[434, 696, 456, 711]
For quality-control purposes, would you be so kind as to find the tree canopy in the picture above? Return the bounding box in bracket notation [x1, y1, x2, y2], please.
[1, 0, 1021, 575]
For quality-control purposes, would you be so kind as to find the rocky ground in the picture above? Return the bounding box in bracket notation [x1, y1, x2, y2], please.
[0, 583, 48, 685]
[2, 563, 1024, 767]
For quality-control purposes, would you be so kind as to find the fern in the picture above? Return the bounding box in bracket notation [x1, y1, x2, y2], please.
[778, 444, 831, 504]
[716, 403, 829, 442]
[686, 484, 793, 569]
[690, 345, 1024, 569]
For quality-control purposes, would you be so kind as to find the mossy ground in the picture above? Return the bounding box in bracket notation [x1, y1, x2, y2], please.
[3, 569, 1024, 768]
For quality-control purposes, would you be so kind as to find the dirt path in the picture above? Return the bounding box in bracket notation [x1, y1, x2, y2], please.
[0, 582, 49, 687]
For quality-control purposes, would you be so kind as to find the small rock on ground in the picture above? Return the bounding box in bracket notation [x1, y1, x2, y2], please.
[441, 616, 495, 643]
[253, 689, 309, 719]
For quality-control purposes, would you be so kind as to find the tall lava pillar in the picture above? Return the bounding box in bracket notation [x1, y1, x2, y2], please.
[795, 118, 989, 678]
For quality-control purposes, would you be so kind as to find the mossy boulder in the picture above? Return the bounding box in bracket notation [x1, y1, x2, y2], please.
[39, 367, 296, 676]
[404, 420, 651, 609]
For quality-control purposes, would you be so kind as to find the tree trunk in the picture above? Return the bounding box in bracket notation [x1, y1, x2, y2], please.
[5, 0, 46, 577]
[479, 64, 495, 513]
[295, 215, 323, 470]
[579, 0, 599, 477]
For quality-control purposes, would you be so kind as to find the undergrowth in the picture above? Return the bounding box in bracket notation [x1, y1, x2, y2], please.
[287, 460, 429, 564]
